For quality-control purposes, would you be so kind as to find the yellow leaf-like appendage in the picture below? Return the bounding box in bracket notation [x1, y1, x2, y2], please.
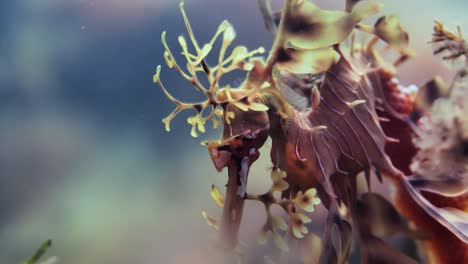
[154, 2, 267, 138]
[210, 185, 225, 208]
[201, 211, 219, 230]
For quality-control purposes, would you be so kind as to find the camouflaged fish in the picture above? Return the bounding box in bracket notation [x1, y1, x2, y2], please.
[154, 0, 467, 263]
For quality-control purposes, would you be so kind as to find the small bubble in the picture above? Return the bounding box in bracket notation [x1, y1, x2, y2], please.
[81, 25, 86, 31]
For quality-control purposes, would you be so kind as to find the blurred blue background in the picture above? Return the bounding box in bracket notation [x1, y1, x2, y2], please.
[0, 0, 466, 263]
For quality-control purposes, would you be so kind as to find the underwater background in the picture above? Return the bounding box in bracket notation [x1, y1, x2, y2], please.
[0, 0, 466, 263]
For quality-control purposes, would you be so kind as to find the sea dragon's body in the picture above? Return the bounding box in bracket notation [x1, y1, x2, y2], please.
[269, 52, 399, 204]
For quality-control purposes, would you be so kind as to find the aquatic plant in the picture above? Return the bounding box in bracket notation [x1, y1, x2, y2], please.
[23, 240, 57, 264]
[155, 0, 467, 263]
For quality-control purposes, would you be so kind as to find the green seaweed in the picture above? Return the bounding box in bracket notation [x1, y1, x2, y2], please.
[23, 240, 52, 264]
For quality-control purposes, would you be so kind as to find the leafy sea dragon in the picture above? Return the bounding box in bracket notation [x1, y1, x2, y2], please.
[154, 0, 467, 262]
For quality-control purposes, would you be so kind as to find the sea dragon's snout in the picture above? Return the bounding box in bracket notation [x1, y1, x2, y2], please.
[207, 107, 270, 249]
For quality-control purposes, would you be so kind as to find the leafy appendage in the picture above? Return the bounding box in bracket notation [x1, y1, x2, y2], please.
[431, 21, 467, 62]
[352, 13, 414, 67]
[154, 2, 267, 137]
[202, 167, 321, 254]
